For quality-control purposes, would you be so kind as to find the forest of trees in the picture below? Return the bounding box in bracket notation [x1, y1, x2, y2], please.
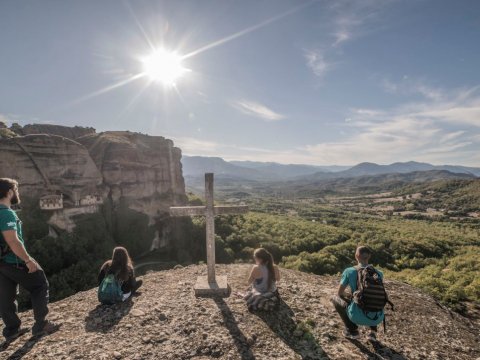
[208, 212, 479, 311]
[396, 179, 480, 215]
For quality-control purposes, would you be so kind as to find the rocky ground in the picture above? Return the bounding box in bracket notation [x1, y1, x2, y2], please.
[1, 264, 479, 360]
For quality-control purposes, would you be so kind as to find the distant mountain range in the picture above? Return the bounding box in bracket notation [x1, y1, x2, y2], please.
[182, 156, 480, 182]
[289, 170, 476, 196]
[181, 156, 348, 181]
[308, 161, 480, 179]
[230, 160, 349, 175]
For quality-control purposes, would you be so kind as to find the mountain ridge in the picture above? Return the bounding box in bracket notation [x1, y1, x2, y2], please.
[290, 170, 476, 195]
[182, 156, 480, 182]
[325, 161, 480, 179]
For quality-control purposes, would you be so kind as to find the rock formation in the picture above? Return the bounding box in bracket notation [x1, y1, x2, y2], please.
[0, 125, 187, 247]
[0, 134, 103, 201]
[1, 264, 478, 360]
[77, 131, 186, 220]
[13, 124, 96, 139]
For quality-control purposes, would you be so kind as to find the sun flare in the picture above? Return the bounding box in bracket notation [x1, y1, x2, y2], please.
[141, 49, 189, 85]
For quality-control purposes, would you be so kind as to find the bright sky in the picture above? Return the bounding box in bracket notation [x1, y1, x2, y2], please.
[1, 0, 479, 166]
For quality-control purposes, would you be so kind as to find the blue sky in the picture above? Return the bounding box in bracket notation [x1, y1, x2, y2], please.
[1, 0, 479, 166]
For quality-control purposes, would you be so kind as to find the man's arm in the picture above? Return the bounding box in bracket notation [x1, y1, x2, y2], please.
[337, 283, 347, 297]
[2, 230, 38, 272]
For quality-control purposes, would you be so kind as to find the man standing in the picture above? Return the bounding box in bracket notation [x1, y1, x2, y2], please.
[0, 178, 59, 342]
[331, 246, 389, 342]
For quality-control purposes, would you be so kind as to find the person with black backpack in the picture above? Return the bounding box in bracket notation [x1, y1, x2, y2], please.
[98, 247, 142, 304]
[0, 178, 60, 342]
[331, 245, 393, 341]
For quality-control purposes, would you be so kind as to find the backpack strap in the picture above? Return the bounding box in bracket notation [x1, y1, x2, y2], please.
[372, 265, 395, 312]
[354, 265, 364, 293]
[383, 287, 394, 334]
[383, 285, 395, 311]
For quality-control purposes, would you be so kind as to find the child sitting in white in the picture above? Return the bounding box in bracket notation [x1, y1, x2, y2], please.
[241, 248, 280, 311]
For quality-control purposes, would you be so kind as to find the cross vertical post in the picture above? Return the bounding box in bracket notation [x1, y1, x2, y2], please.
[205, 173, 216, 283]
[169, 172, 249, 297]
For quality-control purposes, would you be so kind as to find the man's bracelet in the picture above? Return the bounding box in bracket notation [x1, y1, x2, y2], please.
[24, 259, 32, 264]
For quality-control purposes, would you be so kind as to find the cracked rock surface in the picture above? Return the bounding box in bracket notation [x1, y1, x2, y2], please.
[1, 264, 479, 359]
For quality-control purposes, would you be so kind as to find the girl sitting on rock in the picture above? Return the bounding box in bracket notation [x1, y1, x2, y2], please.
[97, 247, 142, 304]
[241, 248, 281, 311]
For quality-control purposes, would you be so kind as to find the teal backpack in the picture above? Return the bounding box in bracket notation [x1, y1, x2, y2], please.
[98, 274, 124, 304]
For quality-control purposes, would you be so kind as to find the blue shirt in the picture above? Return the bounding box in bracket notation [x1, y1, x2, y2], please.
[0, 205, 25, 264]
[340, 266, 384, 326]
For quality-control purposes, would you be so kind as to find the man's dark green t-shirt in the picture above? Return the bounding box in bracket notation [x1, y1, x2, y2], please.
[0, 204, 25, 264]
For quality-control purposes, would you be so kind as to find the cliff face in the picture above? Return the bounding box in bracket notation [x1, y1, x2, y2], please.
[0, 134, 103, 201]
[1, 264, 478, 360]
[0, 126, 187, 247]
[77, 131, 187, 219]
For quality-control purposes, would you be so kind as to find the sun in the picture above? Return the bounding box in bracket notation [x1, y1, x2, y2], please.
[141, 49, 189, 85]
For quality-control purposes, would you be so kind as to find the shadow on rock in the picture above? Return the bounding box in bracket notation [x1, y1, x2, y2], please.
[254, 297, 330, 360]
[4, 336, 41, 360]
[348, 338, 408, 360]
[213, 297, 256, 360]
[85, 299, 133, 333]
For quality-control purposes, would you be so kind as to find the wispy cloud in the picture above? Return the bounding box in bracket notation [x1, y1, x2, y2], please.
[0, 114, 10, 124]
[380, 79, 480, 127]
[168, 135, 305, 163]
[382, 77, 445, 101]
[332, 15, 360, 46]
[169, 136, 219, 155]
[170, 85, 480, 166]
[416, 104, 480, 127]
[301, 85, 480, 165]
[328, 0, 390, 47]
[333, 29, 350, 46]
[170, 82, 480, 166]
[231, 99, 285, 121]
[304, 1, 392, 80]
[304, 49, 330, 78]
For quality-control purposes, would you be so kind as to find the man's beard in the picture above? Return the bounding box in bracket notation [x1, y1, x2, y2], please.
[11, 192, 20, 205]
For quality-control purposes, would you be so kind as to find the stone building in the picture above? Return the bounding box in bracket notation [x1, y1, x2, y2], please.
[39, 194, 63, 210]
[79, 194, 103, 206]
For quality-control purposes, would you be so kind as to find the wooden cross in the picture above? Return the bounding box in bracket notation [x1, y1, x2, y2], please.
[170, 173, 248, 294]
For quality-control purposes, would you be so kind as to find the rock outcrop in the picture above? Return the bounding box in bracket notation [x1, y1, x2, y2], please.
[77, 131, 187, 220]
[0, 134, 103, 201]
[0, 125, 187, 246]
[13, 124, 96, 139]
[2, 264, 479, 360]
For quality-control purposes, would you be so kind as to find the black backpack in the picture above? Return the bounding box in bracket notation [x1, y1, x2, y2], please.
[353, 265, 394, 329]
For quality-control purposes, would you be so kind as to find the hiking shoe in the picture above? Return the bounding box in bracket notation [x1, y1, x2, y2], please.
[343, 328, 360, 339]
[4, 328, 29, 343]
[367, 331, 378, 342]
[32, 320, 61, 338]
